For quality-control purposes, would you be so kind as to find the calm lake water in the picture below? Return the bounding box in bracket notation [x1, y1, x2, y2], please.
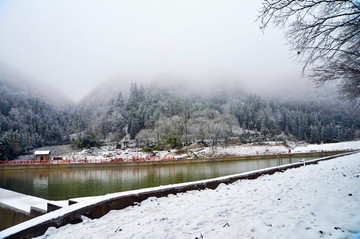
[0, 157, 312, 201]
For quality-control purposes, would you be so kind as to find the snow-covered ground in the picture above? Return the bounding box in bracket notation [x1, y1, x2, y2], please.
[34, 150, 360, 238]
[194, 141, 360, 158]
[291, 141, 360, 153]
[21, 140, 360, 162]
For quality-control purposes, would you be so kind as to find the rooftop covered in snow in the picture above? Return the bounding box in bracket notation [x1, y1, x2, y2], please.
[34, 151, 50, 155]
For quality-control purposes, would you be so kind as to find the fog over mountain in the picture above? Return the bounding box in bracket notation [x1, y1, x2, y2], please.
[0, 66, 74, 109]
[0, 0, 311, 102]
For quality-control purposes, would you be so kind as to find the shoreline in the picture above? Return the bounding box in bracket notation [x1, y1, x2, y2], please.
[0, 150, 350, 171]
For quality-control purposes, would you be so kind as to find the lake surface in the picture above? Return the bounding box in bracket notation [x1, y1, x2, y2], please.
[0, 157, 311, 200]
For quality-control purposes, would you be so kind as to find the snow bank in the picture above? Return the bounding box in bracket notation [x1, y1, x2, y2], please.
[292, 141, 360, 153]
[34, 152, 360, 239]
[196, 141, 360, 158]
[196, 143, 288, 158]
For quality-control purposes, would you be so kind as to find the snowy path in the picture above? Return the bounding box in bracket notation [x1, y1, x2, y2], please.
[36, 153, 360, 239]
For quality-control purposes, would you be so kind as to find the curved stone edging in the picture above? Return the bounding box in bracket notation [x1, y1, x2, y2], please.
[0, 151, 357, 239]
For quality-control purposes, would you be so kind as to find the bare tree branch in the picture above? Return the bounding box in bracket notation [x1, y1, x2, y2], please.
[258, 0, 360, 102]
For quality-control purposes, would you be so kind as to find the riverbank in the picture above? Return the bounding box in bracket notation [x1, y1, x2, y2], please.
[0, 151, 349, 171]
[6, 140, 360, 171]
[15, 140, 360, 163]
[32, 151, 360, 238]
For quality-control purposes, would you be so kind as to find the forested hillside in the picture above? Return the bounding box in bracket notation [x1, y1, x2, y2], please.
[0, 79, 77, 160]
[1, 77, 360, 161]
[80, 83, 360, 148]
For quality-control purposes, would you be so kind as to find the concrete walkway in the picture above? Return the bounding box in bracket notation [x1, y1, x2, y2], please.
[0, 188, 51, 215]
[0, 188, 67, 215]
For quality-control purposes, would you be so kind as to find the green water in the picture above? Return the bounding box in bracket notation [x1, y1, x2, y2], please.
[0, 157, 310, 201]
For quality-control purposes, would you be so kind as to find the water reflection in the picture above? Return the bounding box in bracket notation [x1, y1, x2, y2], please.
[33, 178, 49, 197]
[0, 157, 307, 200]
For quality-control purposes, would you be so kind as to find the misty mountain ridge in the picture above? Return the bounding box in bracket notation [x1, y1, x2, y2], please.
[0, 66, 75, 110]
[80, 74, 346, 112]
[0, 67, 355, 120]
[1, 63, 344, 110]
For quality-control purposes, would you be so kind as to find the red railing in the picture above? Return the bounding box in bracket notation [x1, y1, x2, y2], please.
[0, 156, 178, 166]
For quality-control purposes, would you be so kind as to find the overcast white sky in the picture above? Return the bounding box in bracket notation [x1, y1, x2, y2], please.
[0, 0, 306, 102]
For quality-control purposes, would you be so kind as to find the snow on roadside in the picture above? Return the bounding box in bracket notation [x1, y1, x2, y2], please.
[36, 152, 360, 239]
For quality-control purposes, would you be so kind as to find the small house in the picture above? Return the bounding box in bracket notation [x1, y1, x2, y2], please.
[34, 150, 51, 161]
